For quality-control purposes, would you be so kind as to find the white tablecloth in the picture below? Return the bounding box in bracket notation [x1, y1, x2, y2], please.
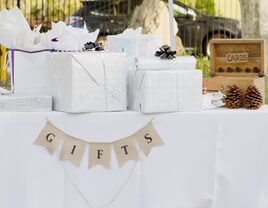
[1, 107, 268, 208]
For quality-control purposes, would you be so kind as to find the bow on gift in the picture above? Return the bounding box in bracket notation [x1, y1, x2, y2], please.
[84, 42, 104, 51]
[155, 45, 176, 59]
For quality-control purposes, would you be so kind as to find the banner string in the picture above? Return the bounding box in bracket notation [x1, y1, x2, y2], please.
[65, 161, 138, 208]
[44, 117, 155, 144]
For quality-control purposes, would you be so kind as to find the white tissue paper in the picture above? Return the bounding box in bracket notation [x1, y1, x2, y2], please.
[48, 52, 128, 113]
[128, 70, 203, 113]
[0, 7, 99, 51]
[107, 27, 160, 58]
[136, 56, 197, 71]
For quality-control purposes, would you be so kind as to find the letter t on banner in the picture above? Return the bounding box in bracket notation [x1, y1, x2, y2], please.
[135, 122, 164, 156]
[113, 136, 139, 168]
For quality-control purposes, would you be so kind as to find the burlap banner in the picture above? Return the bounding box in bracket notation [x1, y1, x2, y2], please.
[34, 120, 164, 169]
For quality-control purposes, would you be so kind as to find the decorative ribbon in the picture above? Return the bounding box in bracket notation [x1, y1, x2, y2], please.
[155, 45, 176, 60]
[84, 42, 104, 51]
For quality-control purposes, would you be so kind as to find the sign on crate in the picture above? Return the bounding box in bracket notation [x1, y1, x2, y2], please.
[226, 52, 249, 63]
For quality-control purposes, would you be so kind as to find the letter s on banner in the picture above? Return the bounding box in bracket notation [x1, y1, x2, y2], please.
[34, 121, 65, 154]
[135, 122, 164, 156]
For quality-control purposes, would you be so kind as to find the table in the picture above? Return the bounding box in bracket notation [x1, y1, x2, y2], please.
[1, 107, 268, 208]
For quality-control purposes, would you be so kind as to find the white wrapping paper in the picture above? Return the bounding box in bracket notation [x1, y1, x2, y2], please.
[128, 70, 203, 113]
[137, 56, 196, 71]
[48, 52, 128, 113]
[12, 50, 52, 96]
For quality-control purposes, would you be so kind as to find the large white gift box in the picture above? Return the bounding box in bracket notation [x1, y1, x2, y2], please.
[48, 52, 128, 113]
[136, 56, 197, 71]
[128, 70, 203, 113]
[106, 34, 160, 58]
[10, 50, 52, 96]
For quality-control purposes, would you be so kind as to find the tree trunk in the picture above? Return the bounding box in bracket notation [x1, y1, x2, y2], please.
[239, 0, 268, 67]
[129, 0, 185, 55]
[239, 0, 260, 38]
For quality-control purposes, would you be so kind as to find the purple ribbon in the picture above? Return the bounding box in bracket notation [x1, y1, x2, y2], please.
[9, 49, 54, 93]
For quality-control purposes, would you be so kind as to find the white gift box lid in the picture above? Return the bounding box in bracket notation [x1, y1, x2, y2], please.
[136, 56, 197, 71]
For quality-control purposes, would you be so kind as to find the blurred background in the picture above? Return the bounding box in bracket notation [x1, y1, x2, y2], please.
[0, 0, 241, 55]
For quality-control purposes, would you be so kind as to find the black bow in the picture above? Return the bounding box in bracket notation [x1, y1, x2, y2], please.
[155, 45, 176, 59]
[84, 42, 104, 51]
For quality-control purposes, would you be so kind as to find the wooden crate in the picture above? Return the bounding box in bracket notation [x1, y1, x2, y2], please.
[210, 39, 266, 77]
[203, 77, 266, 103]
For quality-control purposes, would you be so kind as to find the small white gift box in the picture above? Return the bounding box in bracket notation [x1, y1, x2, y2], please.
[136, 56, 197, 71]
[128, 70, 203, 113]
[106, 34, 160, 58]
[0, 95, 52, 112]
[48, 52, 128, 113]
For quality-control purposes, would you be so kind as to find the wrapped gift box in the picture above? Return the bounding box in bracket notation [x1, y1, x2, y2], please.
[136, 56, 196, 71]
[48, 52, 128, 113]
[128, 70, 203, 113]
[106, 34, 160, 58]
[0, 96, 52, 112]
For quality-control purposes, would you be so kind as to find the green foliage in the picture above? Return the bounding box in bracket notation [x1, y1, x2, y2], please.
[0, 0, 82, 23]
[180, 0, 216, 16]
[195, 55, 210, 78]
[195, 0, 215, 15]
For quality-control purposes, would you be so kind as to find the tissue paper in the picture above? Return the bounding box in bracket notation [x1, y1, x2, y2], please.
[0, 7, 99, 51]
[107, 28, 160, 58]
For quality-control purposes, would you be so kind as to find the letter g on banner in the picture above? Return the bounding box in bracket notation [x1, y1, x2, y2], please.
[34, 121, 65, 154]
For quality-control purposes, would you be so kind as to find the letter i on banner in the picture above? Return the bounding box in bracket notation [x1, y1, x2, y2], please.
[113, 136, 139, 168]
[34, 121, 65, 154]
[89, 143, 112, 169]
[60, 137, 87, 167]
[135, 122, 164, 156]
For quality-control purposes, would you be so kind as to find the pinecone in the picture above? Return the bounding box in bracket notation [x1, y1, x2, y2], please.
[244, 85, 263, 109]
[224, 85, 243, 109]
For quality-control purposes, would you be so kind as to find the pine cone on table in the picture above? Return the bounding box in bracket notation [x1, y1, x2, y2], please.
[244, 85, 263, 109]
[224, 85, 243, 109]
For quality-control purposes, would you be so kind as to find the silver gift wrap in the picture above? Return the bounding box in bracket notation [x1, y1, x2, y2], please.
[128, 70, 203, 113]
[48, 52, 129, 113]
[0, 96, 52, 112]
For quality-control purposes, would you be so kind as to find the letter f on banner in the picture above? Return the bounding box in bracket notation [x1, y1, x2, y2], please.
[34, 121, 65, 154]
[135, 122, 164, 156]
[88, 143, 112, 169]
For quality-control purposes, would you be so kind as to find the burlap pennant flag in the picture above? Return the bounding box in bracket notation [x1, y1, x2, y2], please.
[135, 122, 164, 156]
[113, 136, 139, 168]
[34, 121, 65, 154]
[88, 143, 112, 169]
[60, 137, 87, 166]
